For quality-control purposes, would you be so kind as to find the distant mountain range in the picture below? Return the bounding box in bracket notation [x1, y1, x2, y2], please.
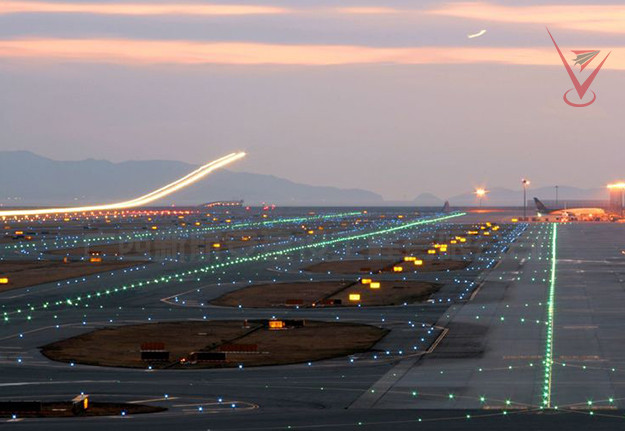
[0, 151, 610, 207]
[0, 151, 383, 206]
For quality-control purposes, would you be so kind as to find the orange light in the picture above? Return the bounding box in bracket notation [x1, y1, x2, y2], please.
[414, 260, 423, 266]
[90, 257, 102, 263]
[361, 278, 372, 284]
[349, 293, 361, 301]
[393, 266, 403, 272]
[427, 249, 436, 254]
[404, 256, 416, 262]
[83, 397, 89, 410]
[212, 243, 221, 248]
[474, 188, 488, 197]
[269, 320, 285, 329]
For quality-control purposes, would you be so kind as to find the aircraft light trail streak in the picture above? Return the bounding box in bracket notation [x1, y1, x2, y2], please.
[0, 152, 246, 217]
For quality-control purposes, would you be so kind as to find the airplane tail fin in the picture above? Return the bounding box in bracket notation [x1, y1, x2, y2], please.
[534, 197, 550, 214]
[442, 201, 450, 213]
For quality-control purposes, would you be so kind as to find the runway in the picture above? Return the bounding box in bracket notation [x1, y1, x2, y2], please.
[1, 209, 624, 429]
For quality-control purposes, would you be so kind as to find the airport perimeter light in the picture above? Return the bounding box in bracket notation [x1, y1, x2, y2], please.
[474, 188, 488, 207]
[521, 179, 531, 219]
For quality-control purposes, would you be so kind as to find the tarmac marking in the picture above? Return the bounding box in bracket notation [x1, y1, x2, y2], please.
[129, 397, 177, 404]
[0, 380, 118, 387]
[503, 355, 542, 360]
[558, 355, 603, 361]
[425, 327, 449, 354]
[562, 325, 598, 329]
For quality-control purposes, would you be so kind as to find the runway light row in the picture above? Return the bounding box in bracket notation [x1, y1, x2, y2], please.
[3, 212, 465, 322]
[542, 223, 557, 409]
[1, 211, 362, 253]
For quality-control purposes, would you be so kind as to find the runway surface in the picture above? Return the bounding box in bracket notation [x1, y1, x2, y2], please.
[1, 209, 624, 429]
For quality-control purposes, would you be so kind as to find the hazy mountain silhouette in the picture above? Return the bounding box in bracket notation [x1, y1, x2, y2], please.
[0, 151, 383, 206]
[413, 192, 444, 206]
[1, 151, 610, 207]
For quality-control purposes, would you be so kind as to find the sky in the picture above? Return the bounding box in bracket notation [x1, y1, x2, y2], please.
[1, 0, 624, 200]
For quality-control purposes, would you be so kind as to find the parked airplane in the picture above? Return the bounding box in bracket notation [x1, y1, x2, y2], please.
[533, 197, 619, 221]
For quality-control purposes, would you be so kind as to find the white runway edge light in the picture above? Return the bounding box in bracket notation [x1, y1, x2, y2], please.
[0, 152, 246, 217]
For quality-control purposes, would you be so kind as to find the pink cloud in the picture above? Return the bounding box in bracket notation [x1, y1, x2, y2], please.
[429, 2, 625, 34]
[1, 1, 288, 16]
[0, 38, 623, 69]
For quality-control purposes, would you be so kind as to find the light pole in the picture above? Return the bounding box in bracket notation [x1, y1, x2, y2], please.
[522, 179, 530, 219]
[474, 188, 488, 208]
[555, 185, 559, 207]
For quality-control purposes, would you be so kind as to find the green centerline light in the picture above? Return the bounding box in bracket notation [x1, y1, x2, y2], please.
[542, 223, 558, 409]
[5, 212, 465, 323]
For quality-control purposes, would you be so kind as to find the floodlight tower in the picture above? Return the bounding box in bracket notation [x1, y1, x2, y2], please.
[555, 185, 559, 207]
[474, 188, 488, 208]
[522, 179, 531, 219]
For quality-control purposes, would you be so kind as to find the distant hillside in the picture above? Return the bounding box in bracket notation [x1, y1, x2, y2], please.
[0, 151, 383, 206]
[413, 192, 444, 206]
[448, 186, 607, 206]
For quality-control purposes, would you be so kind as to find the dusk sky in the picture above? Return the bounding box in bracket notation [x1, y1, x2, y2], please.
[1, 0, 624, 200]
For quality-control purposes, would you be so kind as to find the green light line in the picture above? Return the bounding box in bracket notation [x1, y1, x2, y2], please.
[4, 212, 465, 323]
[0, 211, 361, 252]
[542, 223, 557, 408]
